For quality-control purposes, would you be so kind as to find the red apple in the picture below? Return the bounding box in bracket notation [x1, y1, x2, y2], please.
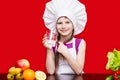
[15, 59, 30, 71]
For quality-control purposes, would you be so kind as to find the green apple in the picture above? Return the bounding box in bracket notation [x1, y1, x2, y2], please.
[15, 73, 23, 80]
[7, 73, 14, 80]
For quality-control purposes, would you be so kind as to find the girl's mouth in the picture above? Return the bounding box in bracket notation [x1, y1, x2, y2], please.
[60, 29, 69, 32]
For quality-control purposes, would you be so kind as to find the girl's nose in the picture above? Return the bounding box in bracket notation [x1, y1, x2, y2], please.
[62, 23, 66, 28]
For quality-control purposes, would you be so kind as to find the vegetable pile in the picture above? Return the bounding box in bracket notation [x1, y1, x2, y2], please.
[106, 49, 120, 80]
[106, 49, 120, 71]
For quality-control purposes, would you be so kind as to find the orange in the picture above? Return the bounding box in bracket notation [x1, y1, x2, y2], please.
[35, 70, 47, 80]
[23, 69, 35, 80]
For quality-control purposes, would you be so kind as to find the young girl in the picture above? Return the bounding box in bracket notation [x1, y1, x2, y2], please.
[42, 0, 87, 75]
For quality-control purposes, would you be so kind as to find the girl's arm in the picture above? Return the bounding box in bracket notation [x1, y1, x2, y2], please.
[46, 48, 55, 75]
[57, 39, 86, 75]
[42, 34, 55, 75]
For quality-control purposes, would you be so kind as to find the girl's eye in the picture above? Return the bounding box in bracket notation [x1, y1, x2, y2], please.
[66, 21, 70, 24]
[57, 22, 62, 24]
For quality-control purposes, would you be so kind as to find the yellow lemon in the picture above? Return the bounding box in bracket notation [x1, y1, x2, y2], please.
[35, 71, 47, 80]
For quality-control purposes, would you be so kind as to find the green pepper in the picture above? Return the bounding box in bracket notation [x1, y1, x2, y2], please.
[105, 75, 114, 80]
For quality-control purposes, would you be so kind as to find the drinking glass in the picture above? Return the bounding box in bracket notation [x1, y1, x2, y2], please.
[46, 30, 57, 49]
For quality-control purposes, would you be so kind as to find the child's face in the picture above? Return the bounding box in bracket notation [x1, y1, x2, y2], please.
[56, 16, 74, 37]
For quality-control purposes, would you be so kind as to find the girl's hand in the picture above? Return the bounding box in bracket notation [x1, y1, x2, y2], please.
[57, 42, 69, 56]
[42, 34, 53, 49]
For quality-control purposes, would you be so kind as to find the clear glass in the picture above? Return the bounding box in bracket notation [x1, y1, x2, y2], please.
[46, 30, 57, 49]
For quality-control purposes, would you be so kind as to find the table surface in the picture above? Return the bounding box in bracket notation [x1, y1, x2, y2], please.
[0, 73, 112, 80]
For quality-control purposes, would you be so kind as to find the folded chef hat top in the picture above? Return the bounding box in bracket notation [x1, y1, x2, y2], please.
[43, 0, 87, 35]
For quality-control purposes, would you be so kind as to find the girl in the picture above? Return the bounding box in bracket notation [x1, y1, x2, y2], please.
[42, 0, 87, 75]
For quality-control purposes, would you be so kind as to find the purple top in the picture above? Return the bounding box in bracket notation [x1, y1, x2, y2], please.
[52, 38, 81, 54]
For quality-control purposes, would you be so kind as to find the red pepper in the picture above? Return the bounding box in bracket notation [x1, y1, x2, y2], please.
[114, 70, 120, 80]
[116, 70, 120, 74]
[114, 72, 118, 80]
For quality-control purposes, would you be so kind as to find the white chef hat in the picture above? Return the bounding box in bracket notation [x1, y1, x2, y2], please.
[43, 0, 87, 35]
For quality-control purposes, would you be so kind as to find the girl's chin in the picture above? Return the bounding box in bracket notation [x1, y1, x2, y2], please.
[60, 33, 70, 36]
[59, 31, 71, 36]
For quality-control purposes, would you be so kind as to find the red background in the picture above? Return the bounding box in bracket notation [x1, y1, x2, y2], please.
[0, 0, 120, 73]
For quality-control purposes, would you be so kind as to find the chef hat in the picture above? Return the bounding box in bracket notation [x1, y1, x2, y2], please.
[43, 0, 87, 35]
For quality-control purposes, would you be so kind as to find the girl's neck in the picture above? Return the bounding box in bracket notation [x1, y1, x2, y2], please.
[60, 35, 73, 43]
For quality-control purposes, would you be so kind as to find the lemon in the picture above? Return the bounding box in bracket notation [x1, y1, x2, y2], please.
[35, 71, 46, 80]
